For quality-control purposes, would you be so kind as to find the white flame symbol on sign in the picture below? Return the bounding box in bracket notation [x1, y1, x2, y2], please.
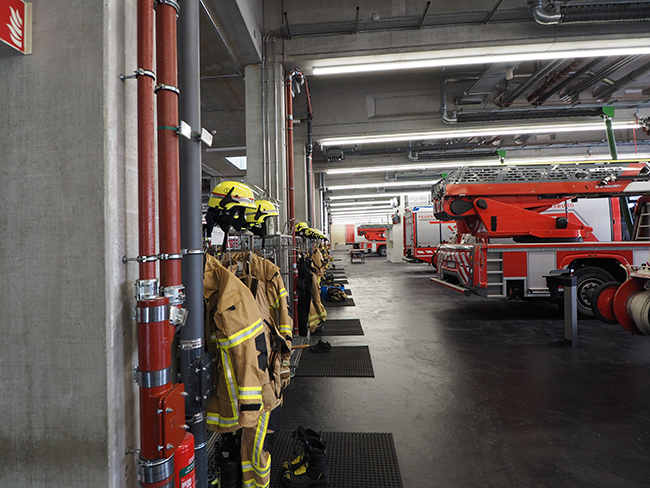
[7, 6, 23, 49]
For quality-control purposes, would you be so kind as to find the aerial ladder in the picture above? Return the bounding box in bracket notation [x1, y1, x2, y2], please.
[430, 160, 650, 324]
[356, 224, 388, 256]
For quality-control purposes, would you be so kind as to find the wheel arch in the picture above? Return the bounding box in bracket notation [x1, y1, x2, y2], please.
[562, 257, 627, 283]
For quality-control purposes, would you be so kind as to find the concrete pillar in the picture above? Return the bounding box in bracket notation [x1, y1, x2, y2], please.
[245, 64, 264, 190]
[246, 62, 287, 229]
[387, 195, 405, 263]
[0, 1, 139, 487]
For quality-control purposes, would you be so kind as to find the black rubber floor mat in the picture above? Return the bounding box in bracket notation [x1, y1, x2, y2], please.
[325, 298, 355, 307]
[345, 289, 352, 295]
[313, 318, 364, 336]
[269, 430, 403, 488]
[296, 345, 374, 377]
[333, 279, 348, 284]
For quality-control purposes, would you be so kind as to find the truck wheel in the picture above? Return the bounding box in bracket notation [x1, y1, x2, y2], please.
[591, 281, 620, 324]
[575, 267, 616, 317]
[378, 245, 387, 257]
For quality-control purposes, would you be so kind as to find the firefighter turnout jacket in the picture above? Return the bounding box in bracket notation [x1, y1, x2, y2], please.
[203, 254, 280, 432]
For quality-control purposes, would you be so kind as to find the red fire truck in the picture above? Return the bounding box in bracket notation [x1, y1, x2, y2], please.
[430, 161, 650, 317]
[403, 206, 456, 265]
[345, 224, 387, 256]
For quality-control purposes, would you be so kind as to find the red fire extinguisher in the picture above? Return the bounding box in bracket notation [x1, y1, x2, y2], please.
[175, 432, 196, 488]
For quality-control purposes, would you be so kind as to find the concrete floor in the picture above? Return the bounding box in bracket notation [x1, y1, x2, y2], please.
[282, 251, 650, 488]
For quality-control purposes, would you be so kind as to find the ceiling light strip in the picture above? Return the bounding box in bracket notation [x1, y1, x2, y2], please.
[324, 155, 650, 175]
[319, 121, 638, 146]
[312, 44, 650, 76]
[327, 179, 441, 191]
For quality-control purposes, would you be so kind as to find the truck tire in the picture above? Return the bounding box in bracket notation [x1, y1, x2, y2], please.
[377, 245, 387, 257]
[575, 266, 616, 317]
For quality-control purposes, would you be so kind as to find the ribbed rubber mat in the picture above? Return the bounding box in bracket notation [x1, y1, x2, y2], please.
[313, 318, 363, 336]
[333, 279, 348, 284]
[296, 345, 374, 377]
[345, 289, 352, 295]
[325, 298, 355, 307]
[269, 430, 403, 488]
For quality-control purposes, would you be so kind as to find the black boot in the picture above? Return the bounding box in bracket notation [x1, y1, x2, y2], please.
[282, 437, 330, 487]
[282, 427, 322, 472]
[216, 433, 241, 488]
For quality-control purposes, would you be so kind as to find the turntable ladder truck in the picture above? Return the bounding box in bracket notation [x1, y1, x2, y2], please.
[430, 160, 650, 317]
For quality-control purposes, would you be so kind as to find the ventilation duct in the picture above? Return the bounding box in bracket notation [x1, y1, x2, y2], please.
[529, 0, 650, 25]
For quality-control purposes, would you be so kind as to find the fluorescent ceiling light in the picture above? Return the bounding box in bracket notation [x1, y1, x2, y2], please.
[324, 155, 650, 175]
[226, 156, 247, 170]
[327, 179, 440, 191]
[327, 192, 404, 200]
[330, 206, 394, 214]
[319, 121, 638, 147]
[329, 200, 393, 207]
[330, 211, 393, 218]
[311, 40, 650, 76]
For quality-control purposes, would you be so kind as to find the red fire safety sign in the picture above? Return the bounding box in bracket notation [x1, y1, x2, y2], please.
[0, 0, 32, 54]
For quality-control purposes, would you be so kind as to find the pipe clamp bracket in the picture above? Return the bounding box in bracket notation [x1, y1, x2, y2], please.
[183, 248, 204, 256]
[138, 455, 174, 484]
[154, 0, 180, 13]
[136, 304, 169, 324]
[134, 279, 159, 301]
[136, 366, 171, 388]
[154, 83, 180, 96]
[159, 252, 183, 261]
[180, 337, 205, 350]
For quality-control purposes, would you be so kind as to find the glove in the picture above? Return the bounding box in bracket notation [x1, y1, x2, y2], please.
[281, 359, 291, 389]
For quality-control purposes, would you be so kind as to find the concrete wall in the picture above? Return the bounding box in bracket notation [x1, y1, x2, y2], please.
[0, 2, 139, 487]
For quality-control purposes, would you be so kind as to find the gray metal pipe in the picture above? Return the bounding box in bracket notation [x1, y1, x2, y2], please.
[560, 55, 639, 104]
[528, 0, 562, 24]
[177, 1, 208, 487]
[530, 0, 650, 24]
[497, 59, 565, 107]
[594, 60, 650, 100]
[531, 58, 602, 105]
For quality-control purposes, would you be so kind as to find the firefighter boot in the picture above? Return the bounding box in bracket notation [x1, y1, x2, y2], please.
[282, 427, 321, 472]
[216, 433, 241, 488]
[282, 438, 330, 487]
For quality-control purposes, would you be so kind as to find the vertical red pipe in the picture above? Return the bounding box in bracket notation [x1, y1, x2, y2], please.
[137, 0, 156, 280]
[285, 75, 299, 331]
[136, 2, 178, 486]
[156, 3, 182, 289]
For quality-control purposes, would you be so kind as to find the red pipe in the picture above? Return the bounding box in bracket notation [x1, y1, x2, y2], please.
[156, 3, 182, 289]
[285, 74, 299, 332]
[137, 0, 156, 280]
[136, 1, 181, 486]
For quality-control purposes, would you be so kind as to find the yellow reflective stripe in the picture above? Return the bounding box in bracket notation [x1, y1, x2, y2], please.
[253, 411, 269, 467]
[241, 476, 270, 488]
[241, 458, 271, 477]
[279, 324, 293, 336]
[238, 386, 263, 402]
[221, 348, 239, 417]
[271, 289, 287, 309]
[206, 412, 239, 428]
[218, 319, 264, 348]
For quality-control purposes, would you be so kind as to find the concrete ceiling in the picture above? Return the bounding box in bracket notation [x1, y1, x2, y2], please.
[199, 0, 650, 202]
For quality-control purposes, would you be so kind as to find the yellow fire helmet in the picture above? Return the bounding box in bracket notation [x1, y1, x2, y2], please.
[295, 221, 309, 235]
[245, 199, 279, 226]
[208, 181, 256, 210]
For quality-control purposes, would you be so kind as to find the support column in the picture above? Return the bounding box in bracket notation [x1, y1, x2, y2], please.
[177, 1, 208, 487]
